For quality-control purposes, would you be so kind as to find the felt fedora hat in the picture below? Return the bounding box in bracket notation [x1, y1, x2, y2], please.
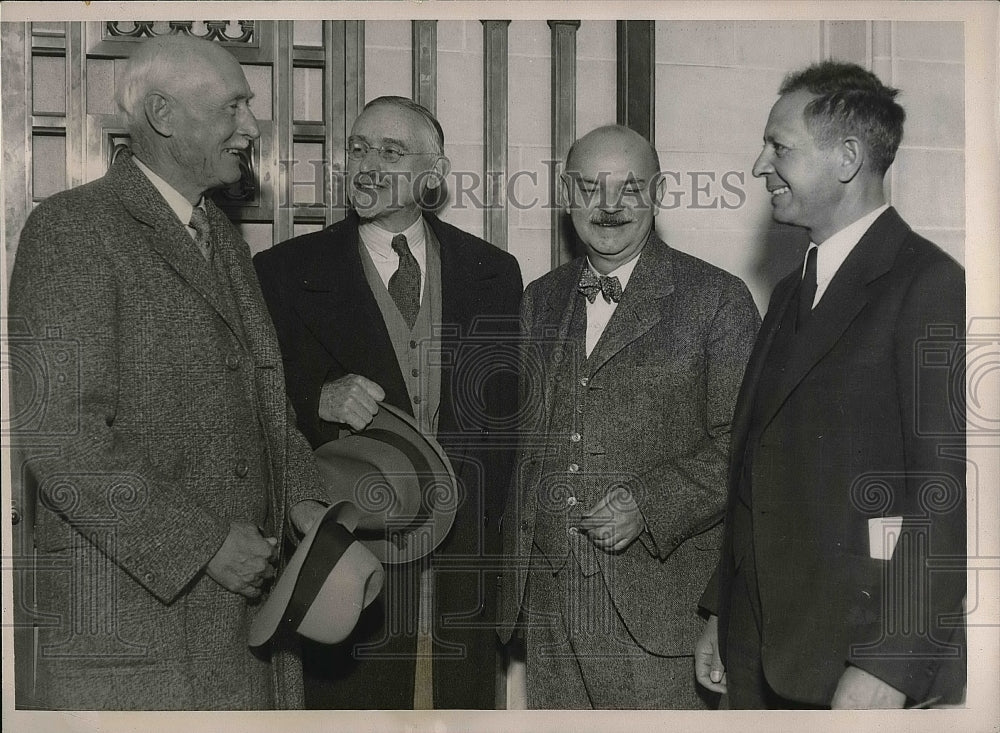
[313, 401, 459, 564]
[248, 502, 384, 647]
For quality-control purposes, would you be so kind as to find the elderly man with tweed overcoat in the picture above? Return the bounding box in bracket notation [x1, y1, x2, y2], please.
[498, 125, 760, 709]
[8, 36, 328, 709]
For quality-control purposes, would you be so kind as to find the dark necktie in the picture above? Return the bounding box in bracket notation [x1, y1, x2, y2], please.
[388, 234, 421, 329]
[188, 206, 212, 261]
[797, 245, 818, 331]
[578, 268, 623, 304]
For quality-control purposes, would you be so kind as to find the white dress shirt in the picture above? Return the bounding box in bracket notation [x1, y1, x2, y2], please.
[805, 204, 890, 308]
[132, 156, 204, 241]
[358, 217, 428, 301]
[584, 253, 642, 357]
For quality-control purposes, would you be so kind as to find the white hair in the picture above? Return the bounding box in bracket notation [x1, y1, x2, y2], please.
[114, 35, 221, 129]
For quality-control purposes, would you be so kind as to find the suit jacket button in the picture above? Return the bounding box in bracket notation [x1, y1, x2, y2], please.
[568, 463, 580, 473]
[570, 432, 581, 443]
[235, 461, 249, 478]
[143, 572, 155, 583]
[579, 377, 589, 387]
[226, 354, 240, 370]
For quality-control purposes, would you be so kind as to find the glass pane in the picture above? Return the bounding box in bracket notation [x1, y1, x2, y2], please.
[292, 142, 325, 207]
[293, 66, 323, 123]
[242, 64, 272, 121]
[32, 134, 66, 200]
[293, 20, 323, 48]
[87, 58, 116, 115]
[31, 22, 64, 36]
[294, 222, 324, 238]
[32, 55, 66, 116]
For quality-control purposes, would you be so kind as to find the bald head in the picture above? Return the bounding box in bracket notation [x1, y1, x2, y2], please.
[565, 125, 660, 180]
[116, 35, 242, 131]
[561, 125, 664, 274]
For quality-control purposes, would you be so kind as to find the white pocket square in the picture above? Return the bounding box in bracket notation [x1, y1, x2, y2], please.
[868, 516, 903, 560]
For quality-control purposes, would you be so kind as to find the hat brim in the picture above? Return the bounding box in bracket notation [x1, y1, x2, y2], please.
[314, 402, 458, 564]
[248, 503, 384, 647]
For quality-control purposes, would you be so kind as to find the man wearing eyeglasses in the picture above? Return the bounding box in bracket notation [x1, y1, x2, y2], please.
[254, 96, 523, 709]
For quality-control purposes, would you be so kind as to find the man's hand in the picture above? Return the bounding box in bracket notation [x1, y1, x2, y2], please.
[578, 486, 645, 553]
[289, 499, 329, 537]
[831, 665, 906, 709]
[206, 522, 279, 599]
[694, 613, 728, 694]
[318, 374, 385, 430]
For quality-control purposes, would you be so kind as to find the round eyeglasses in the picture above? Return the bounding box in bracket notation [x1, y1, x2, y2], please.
[345, 138, 439, 164]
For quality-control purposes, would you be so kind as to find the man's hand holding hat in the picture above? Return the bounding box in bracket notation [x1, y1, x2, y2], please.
[319, 374, 386, 431]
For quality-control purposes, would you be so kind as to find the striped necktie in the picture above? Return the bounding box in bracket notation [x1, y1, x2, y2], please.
[188, 206, 212, 261]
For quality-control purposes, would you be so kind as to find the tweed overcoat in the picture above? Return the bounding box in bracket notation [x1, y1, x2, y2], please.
[699, 208, 967, 705]
[7, 153, 325, 710]
[253, 211, 523, 708]
[497, 235, 760, 657]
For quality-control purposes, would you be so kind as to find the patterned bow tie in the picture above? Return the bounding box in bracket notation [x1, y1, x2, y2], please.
[578, 268, 623, 304]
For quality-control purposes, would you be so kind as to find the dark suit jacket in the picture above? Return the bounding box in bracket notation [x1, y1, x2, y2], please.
[8, 153, 323, 709]
[253, 211, 523, 707]
[498, 235, 760, 656]
[701, 207, 966, 705]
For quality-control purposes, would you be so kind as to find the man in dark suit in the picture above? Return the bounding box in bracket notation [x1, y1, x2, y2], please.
[694, 61, 966, 709]
[497, 125, 760, 708]
[8, 35, 329, 709]
[254, 96, 523, 709]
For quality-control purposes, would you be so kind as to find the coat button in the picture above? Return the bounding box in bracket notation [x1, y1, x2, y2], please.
[568, 526, 579, 535]
[570, 432, 581, 443]
[235, 461, 249, 478]
[225, 354, 240, 370]
[567, 496, 577, 506]
[579, 377, 589, 387]
[568, 463, 579, 473]
[413, 395, 422, 404]
[143, 571, 155, 583]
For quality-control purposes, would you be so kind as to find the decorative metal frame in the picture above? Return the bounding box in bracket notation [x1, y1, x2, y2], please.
[104, 21, 256, 45]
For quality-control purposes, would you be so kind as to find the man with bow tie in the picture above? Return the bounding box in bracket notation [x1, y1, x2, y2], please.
[497, 125, 760, 708]
[254, 96, 522, 709]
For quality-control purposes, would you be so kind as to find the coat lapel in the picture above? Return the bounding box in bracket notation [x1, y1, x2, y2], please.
[433, 213, 511, 465]
[294, 215, 409, 406]
[110, 155, 240, 335]
[586, 234, 674, 375]
[755, 208, 909, 431]
[727, 273, 797, 488]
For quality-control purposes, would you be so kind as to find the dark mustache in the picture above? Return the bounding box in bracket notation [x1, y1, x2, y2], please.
[590, 212, 632, 226]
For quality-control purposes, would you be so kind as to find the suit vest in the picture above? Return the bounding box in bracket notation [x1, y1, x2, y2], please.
[358, 222, 443, 437]
[531, 293, 603, 577]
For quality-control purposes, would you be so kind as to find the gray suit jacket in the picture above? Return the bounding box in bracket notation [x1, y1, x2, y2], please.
[498, 234, 760, 655]
[8, 153, 323, 709]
